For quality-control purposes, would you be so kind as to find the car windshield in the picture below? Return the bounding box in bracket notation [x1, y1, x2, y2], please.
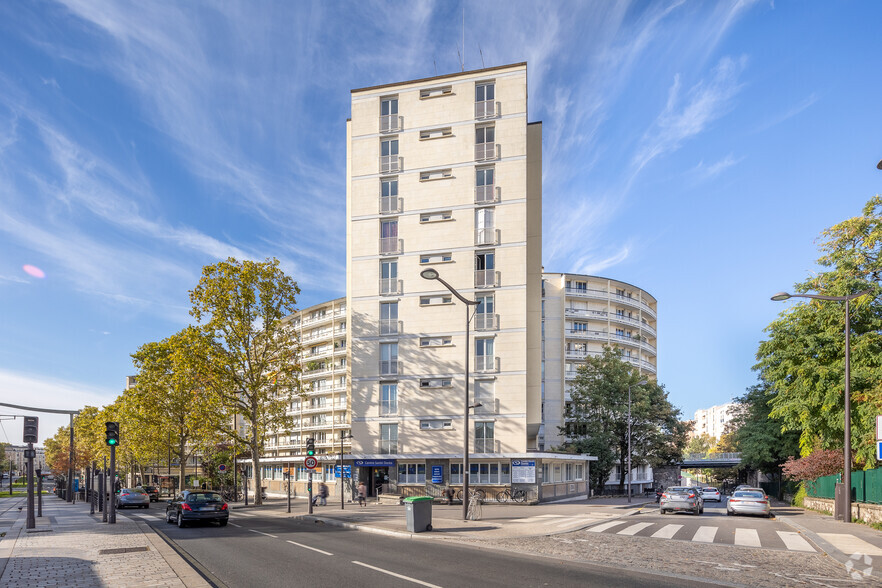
[667, 487, 691, 493]
[187, 493, 223, 503]
[703, 488, 717, 492]
[734, 491, 764, 498]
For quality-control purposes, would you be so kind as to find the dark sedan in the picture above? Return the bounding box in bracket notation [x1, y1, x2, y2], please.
[116, 488, 150, 509]
[166, 490, 229, 528]
[141, 485, 160, 502]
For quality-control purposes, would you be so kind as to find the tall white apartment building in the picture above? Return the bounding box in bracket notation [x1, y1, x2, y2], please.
[692, 403, 736, 440]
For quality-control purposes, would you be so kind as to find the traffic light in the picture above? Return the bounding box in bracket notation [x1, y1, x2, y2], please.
[23, 416, 38, 444]
[105, 422, 120, 447]
[305, 437, 315, 456]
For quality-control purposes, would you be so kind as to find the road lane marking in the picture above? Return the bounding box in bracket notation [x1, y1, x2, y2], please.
[617, 522, 653, 536]
[734, 528, 761, 547]
[777, 531, 816, 552]
[587, 520, 628, 533]
[817, 533, 882, 556]
[552, 518, 594, 527]
[249, 529, 278, 538]
[352, 561, 442, 587]
[651, 524, 682, 539]
[233, 511, 256, 517]
[228, 522, 241, 527]
[692, 526, 718, 543]
[287, 540, 333, 556]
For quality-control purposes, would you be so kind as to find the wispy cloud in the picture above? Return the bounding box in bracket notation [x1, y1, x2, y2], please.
[689, 153, 744, 182]
[752, 92, 819, 134]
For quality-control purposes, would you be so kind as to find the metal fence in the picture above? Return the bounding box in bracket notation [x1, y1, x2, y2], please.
[806, 467, 882, 505]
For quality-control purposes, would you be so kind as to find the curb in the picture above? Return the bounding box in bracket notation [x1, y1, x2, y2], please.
[777, 515, 882, 581]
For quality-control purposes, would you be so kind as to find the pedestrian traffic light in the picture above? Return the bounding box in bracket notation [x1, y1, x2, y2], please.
[23, 416, 38, 444]
[305, 437, 315, 456]
[105, 422, 120, 446]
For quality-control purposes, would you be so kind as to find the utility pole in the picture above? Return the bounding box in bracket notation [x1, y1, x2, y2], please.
[36, 467, 43, 517]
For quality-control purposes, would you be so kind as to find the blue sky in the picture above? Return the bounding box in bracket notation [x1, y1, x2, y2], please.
[1, 1, 880, 445]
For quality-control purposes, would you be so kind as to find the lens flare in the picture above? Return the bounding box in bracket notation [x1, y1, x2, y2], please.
[22, 265, 46, 279]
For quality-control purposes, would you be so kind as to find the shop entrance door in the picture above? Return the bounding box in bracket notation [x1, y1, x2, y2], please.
[371, 467, 389, 496]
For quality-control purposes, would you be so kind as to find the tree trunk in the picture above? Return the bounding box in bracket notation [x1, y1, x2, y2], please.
[178, 437, 187, 495]
[251, 437, 262, 506]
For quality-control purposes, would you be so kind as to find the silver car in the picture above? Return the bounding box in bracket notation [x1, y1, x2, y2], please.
[727, 490, 771, 518]
[116, 487, 150, 509]
[660, 486, 703, 515]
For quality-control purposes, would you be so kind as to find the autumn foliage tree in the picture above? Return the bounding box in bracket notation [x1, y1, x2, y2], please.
[782, 449, 843, 482]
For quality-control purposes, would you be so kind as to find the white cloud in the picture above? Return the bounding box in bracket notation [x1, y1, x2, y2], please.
[690, 153, 744, 181]
[752, 92, 819, 134]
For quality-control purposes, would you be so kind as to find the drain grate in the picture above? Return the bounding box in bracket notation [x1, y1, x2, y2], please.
[98, 546, 149, 555]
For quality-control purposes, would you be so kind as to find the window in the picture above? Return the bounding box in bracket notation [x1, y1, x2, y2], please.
[420, 420, 452, 430]
[380, 220, 399, 254]
[420, 211, 452, 223]
[475, 166, 496, 203]
[475, 82, 496, 118]
[473, 380, 495, 414]
[420, 295, 452, 306]
[475, 251, 496, 287]
[451, 463, 462, 485]
[380, 383, 397, 415]
[420, 85, 452, 99]
[419, 127, 452, 140]
[573, 322, 586, 332]
[380, 302, 398, 335]
[379, 424, 398, 454]
[475, 293, 495, 330]
[467, 461, 510, 484]
[475, 208, 495, 246]
[475, 125, 495, 160]
[380, 177, 399, 214]
[419, 378, 452, 388]
[380, 138, 399, 172]
[380, 97, 399, 132]
[475, 338, 494, 371]
[474, 422, 494, 453]
[380, 260, 399, 295]
[420, 168, 453, 181]
[420, 336, 452, 347]
[420, 253, 452, 264]
[398, 463, 426, 484]
[380, 342, 398, 375]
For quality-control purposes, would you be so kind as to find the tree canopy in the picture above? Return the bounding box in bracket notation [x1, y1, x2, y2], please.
[755, 196, 882, 467]
[729, 381, 800, 474]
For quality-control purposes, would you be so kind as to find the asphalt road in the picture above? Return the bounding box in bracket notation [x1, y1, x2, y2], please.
[129, 507, 722, 588]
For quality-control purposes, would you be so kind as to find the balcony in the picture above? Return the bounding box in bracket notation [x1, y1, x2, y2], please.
[379, 319, 401, 336]
[475, 143, 498, 162]
[379, 401, 397, 416]
[380, 155, 401, 173]
[379, 237, 402, 255]
[475, 227, 500, 247]
[565, 287, 657, 319]
[380, 114, 401, 133]
[474, 313, 498, 331]
[475, 100, 498, 119]
[474, 355, 498, 373]
[379, 196, 401, 214]
[473, 438, 500, 453]
[475, 185, 500, 204]
[379, 360, 399, 376]
[379, 278, 402, 296]
[475, 269, 499, 288]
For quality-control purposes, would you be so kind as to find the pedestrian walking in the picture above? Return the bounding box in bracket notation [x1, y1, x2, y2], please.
[357, 481, 367, 507]
[318, 482, 328, 506]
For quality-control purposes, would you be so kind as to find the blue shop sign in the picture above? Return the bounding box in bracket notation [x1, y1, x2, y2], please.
[334, 465, 352, 478]
[354, 459, 395, 467]
[431, 465, 443, 484]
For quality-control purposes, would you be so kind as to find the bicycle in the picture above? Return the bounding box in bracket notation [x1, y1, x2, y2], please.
[495, 488, 527, 503]
[466, 490, 483, 521]
[455, 488, 485, 502]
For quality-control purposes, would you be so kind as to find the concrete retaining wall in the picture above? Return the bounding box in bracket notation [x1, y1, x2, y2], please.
[803, 496, 882, 524]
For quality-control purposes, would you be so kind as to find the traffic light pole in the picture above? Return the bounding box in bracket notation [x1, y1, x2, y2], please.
[25, 443, 35, 530]
[308, 471, 313, 515]
[109, 444, 116, 524]
[36, 467, 43, 518]
[101, 457, 107, 522]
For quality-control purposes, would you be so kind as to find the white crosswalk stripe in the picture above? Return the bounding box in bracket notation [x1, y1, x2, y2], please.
[817, 533, 882, 556]
[617, 523, 653, 536]
[734, 528, 761, 548]
[651, 524, 682, 539]
[587, 520, 629, 533]
[691, 526, 718, 543]
[777, 531, 816, 552]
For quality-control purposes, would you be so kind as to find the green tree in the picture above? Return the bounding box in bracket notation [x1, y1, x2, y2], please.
[189, 257, 301, 505]
[685, 433, 715, 456]
[756, 196, 882, 467]
[562, 347, 687, 494]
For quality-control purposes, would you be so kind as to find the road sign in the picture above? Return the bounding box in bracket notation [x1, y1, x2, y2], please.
[334, 465, 351, 478]
[878, 441, 882, 461]
[305, 456, 318, 469]
[218, 464, 227, 472]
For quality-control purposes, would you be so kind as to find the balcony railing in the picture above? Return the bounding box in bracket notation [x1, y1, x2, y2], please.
[474, 355, 498, 373]
[379, 237, 402, 255]
[473, 438, 500, 453]
[379, 319, 401, 336]
[475, 185, 500, 204]
[380, 155, 401, 173]
[474, 313, 498, 331]
[379, 401, 398, 416]
[380, 114, 401, 133]
[475, 143, 497, 161]
[378, 440, 398, 455]
[379, 196, 401, 214]
[475, 100, 498, 119]
[379, 278, 402, 296]
[475, 228, 500, 247]
[379, 360, 399, 376]
[564, 287, 657, 319]
[475, 269, 499, 288]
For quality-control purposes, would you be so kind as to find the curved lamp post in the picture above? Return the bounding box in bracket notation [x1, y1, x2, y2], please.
[627, 379, 647, 503]
[421, 268, 479, 521]
[770, 289, 873, 523]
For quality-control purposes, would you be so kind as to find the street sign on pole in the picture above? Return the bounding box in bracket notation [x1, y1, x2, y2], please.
[877, 441, 882, 461]
[305, 456, 318, 469]
[218, 464, 227, 472]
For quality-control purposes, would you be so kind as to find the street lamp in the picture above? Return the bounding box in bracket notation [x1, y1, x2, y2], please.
[340, 431, 354, 510]
[420, 268, 479, 521]
[627, 379, 647, 503]
[771, 289, 873, 523]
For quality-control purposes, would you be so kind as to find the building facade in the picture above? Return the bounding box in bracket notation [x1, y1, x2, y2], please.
[692, 403, 736, 440]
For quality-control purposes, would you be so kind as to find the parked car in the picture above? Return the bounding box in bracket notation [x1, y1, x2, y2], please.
[734, 484, 752, 492]
[701, 487, 722, 502]
[727, 489, 771, 517]
[115, 487, 150, 509]
[141, 485, 160, 502]
[166, 490, 229, 528]
[660, 486, 703, 515]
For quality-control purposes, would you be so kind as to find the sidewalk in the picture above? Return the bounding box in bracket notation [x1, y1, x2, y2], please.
[0, 495, 209, 588]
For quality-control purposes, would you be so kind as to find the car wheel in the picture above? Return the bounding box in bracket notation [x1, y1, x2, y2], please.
[166, 511, 174, 524]
[177, 513, 186, 528]
[699, 507, 704, 515]
[660, 508, 666, 515]
[218, 519, 228, 527]
[694, 507, 700, 515]
[727, 510, 733, 516]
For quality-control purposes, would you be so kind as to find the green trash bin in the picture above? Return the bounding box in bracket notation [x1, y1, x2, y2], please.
[404, 496, 433, 532]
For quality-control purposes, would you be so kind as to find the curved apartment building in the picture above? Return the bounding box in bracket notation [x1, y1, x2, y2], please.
[541, 273, 658, 449]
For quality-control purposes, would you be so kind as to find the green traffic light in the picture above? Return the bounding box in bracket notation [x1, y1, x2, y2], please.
[107, 438, 118, 446]
[306, 449, 315, 456]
